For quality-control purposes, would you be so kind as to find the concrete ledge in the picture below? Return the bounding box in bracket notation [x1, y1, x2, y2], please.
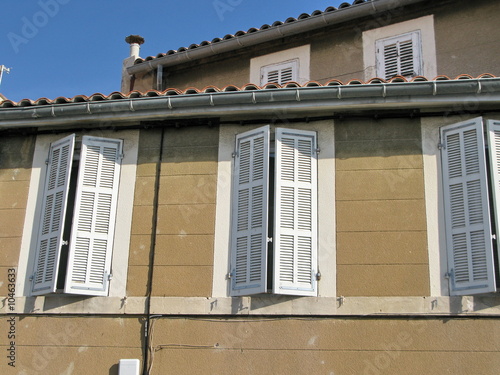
[2, 295, 500, 316]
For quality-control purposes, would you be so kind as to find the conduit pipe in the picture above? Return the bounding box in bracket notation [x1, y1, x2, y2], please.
[1, 78, 500, 129]
[126, 0, 428, 75]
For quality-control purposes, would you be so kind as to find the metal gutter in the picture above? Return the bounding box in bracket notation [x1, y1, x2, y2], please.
[127, 0, 428, 75]
[1, 79, 500, 129]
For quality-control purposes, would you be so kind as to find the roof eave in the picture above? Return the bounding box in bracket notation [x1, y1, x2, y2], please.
[1, 79, 499, 129]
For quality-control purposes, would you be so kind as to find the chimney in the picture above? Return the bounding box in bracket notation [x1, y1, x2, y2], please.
[125, 35, 145, 58]
[121, 35, 145, 93]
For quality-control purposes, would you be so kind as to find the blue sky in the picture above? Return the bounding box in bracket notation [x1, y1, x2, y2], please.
[0, 0, 345, 102]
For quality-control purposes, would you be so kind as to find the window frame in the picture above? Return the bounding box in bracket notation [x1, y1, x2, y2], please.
[439, 117, 500, 295]
[16, 130, 138, 298]
[212, 122, 336, 300]
[375, 30, 422, 79]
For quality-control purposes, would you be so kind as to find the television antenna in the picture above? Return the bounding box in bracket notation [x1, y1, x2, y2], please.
[0, 65, 11, 87]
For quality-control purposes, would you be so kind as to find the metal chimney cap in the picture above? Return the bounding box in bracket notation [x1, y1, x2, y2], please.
[125, 35, 145, 45]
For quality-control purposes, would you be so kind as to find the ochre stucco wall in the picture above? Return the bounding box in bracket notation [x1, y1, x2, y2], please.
[0, 135, 35, 296]
[0, 316, 143, 375]
[335, 118, 429, 296]
[148, 317, 500, 375]
[151, 125, 219, 297]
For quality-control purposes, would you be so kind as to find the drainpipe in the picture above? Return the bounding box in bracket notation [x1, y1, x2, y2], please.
[121, 35, 145, 93]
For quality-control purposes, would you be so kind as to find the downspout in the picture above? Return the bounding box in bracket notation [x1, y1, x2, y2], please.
[142, 126, 165, 375]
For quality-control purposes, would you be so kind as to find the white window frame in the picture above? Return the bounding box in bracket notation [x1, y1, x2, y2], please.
[16, 130, 138, 298]
[375, 31, 422, 79]
[362, 15, 436, 81]
[260, 59, 299, 86]
[250, 45, 310, 86]
[212, 122, 336, 299]
[423, 116, 500, 297]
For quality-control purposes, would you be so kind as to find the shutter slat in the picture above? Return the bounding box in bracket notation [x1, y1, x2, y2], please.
[274, 128, 317, 296]
[32, 134, 75, 295]
[441, 118, 496, 295]
[64, 136, 122, 296]
[230, 126, 270, 296]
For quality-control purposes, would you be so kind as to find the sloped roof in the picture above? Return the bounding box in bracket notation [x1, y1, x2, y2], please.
[134, 0, 368, 66]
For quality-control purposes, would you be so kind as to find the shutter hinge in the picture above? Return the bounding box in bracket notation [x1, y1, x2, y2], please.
[316, 271, 322, 281]
[61, 240, 68, 246]
[227, 272, 233, 279]
[108, 274, 113, 281]
[492, 234, 497, 240]
[118, 153, 124, 161]
[316, 147, 321, 155]
[232, 152, 238, 158]
[437, 143, 444, 150]
[45, 158, 49, 165]
[444, 271, 451, 279]
[29, 273, 35, 282]
[267, 237, 273, 243]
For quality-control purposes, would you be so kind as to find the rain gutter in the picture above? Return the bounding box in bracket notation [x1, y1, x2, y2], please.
[1, 79, 499, 129]
[126, 0, 428, 75]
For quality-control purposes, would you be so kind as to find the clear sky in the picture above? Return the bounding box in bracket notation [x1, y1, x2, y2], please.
[0, 0, 346, 102]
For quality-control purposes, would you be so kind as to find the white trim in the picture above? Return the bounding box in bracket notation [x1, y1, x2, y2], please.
[16, 130, 138, 298]
[250, 45, 310, 85]
[213, 121, 336, 298]
[363, 15, 436, 80]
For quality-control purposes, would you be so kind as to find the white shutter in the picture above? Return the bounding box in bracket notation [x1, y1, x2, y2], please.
[376, 31, 421, 79]
[273, 128, 318, 296]
[32, 134, 75, 295]
[260, 60, 298, 86]
[487, 120, 500, 278]
[441, 118, 496, 295]
[230, 126, 270, 296]
[64, 136, 123, 296]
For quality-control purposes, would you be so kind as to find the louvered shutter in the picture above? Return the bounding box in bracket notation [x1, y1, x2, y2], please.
[261, 60, 298, 86]
[32, 134, 75, 295]
[230, 126, 270, 296]
[441, 119, 496, 295]
[273, 128, 318, 296]
[376, 31, 421, 79]
[64, 136, 123, 296]
[486, 120, 500, 275]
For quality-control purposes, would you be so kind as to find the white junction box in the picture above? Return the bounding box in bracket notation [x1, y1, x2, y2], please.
[119, 359, 140, 375]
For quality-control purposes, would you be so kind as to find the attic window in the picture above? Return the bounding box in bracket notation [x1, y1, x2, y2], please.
[260, 59, 298, 86]
[376, 31, 422, 79]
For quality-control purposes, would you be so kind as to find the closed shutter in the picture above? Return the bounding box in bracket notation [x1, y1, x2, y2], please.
[261, 60, 298, 86]
[230, 126, 270, 296]
[273, 128, 318, 296]
[64, 136, 123, 296]
[440, 118, 496, 295]
[376, 31, 421, 79]
[32, 134, 75, 295]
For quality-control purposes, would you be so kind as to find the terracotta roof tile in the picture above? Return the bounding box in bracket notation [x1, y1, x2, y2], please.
[133, 0, 370, 66]
[0, 74, 496, 109]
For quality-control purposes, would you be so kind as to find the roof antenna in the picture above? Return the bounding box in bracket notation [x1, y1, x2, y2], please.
[0, 65, 11, 87]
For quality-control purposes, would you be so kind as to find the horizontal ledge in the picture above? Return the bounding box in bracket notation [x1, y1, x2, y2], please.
[3, 296, 497, 316]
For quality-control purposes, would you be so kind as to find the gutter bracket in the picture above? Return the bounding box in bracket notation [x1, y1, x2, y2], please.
[129, 100, 135, 112]
[86, 102, 92, 115]
[433, 81, 437, 96]
[32, 109, 39, 119]
[296, 89, 301, 102]
[167, 97, 173, 110]
[382, 84, 387, 98]
[51, 105, 56, 117]
[337, 86, 342, 100]
[477, 80, 482, 94]
[252, 92, 257, 104]
[210, 94, 215, 106]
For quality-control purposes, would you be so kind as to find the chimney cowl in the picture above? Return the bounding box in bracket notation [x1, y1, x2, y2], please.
[125, 35, 145, 45]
